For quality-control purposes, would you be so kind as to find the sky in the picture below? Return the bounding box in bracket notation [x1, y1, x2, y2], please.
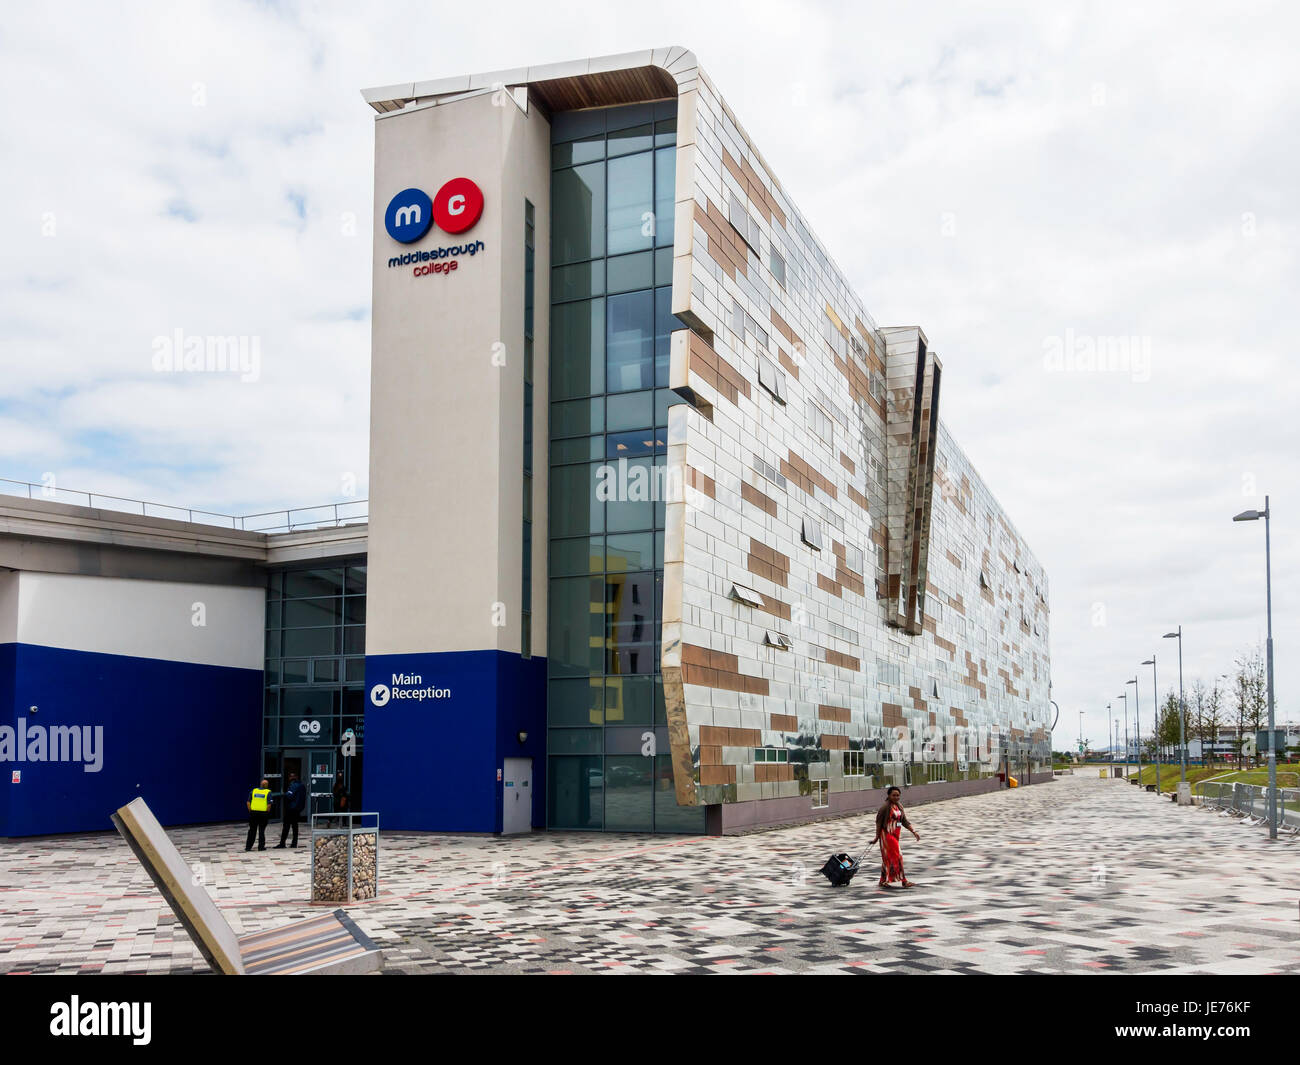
[1, 0, 1296, 747]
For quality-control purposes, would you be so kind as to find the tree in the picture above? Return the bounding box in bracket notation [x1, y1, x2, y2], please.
[1189, 679, 1208, 765]
[1233, 647, 1267, 766]
[1157, 690, 1181, 761]
[1232, 663, 1249, 766]
[1202, 679, 1225, 768]
[1244, 646, 1267, 762]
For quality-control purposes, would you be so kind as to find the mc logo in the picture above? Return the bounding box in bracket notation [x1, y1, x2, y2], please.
[384, 178, 484, 244]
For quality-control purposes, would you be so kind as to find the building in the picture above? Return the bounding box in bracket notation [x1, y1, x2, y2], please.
[0, 48, 1052, 838]
[0, 498, 366, 836]
[1102, 721, 1298, 765]
[1187, 724, 1298, 763]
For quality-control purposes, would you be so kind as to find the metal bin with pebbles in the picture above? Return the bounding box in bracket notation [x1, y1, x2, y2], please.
[310, 812, 379, 904]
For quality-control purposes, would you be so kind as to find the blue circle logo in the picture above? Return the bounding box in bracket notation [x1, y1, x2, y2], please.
[384, 188, 434, 244]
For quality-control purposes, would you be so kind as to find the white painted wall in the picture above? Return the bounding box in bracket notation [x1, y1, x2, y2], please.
[0, 570, 18, 644]
[367, 91, 550, 657]
[14, 572, 264, 669]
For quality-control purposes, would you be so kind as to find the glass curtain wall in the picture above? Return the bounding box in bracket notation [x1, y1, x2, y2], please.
[263, 560, 367, 817]
[548, 100, 705, 833]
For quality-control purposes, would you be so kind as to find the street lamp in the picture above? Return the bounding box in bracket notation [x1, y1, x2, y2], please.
[1163, 627, 1186, 784]
[1107, 702, 1113, 777]
[1117, 691, 1128, 775]
[1127, 677, 1143, 783]
[1234, 497, 1277, 841]
[1142, 657, 1160, 793]
[1078, 709, 1085, 761]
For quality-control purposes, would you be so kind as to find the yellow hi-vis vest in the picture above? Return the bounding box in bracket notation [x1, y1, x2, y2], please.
[250, 788, 270, 812]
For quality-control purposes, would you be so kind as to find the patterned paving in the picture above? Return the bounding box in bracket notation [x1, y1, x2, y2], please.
[2, 775, 1297, 974]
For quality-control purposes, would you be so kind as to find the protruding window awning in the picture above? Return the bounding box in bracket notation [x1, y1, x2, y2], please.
[729, 582, 765, 608]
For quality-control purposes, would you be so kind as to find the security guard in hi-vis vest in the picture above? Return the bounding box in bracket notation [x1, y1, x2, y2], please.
[245, 779, 272, 852]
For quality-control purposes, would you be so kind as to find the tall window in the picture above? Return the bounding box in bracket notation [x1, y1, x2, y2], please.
[262, 560, 366, 812]
[546, 100, 703, 833]
[522, 200, 535, 658]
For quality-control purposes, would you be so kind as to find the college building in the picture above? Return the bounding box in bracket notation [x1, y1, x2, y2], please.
[0, 48, 1052, 838]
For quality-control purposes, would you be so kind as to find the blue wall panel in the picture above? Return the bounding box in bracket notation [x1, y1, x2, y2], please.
[0, 644, 13, 836]
[364, 650, 545, 832]
[1, 643, 262, 837]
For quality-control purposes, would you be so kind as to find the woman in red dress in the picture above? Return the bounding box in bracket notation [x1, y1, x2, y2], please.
[874, 786, 920, 888]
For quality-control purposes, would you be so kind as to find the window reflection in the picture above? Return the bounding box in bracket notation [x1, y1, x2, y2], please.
[607, 152, 653, 257]
[552, 162, 604, 265]
[606, 290, 654, 392]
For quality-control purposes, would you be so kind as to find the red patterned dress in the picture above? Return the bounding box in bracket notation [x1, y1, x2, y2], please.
[875, 801, 914, 885]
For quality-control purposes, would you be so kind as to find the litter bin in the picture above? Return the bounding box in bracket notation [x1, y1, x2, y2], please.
[310, 811, 379, 904]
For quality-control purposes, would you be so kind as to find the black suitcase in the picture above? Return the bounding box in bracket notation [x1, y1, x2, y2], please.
[820, 852, 861, 887]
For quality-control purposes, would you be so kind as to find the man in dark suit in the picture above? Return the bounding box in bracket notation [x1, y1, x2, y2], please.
[275, 771, 306, 848]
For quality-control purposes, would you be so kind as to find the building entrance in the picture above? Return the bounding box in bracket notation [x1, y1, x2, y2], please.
[308, 751, 337, 818]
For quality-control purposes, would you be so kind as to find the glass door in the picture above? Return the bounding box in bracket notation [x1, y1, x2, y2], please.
[308, 750, 336, 821]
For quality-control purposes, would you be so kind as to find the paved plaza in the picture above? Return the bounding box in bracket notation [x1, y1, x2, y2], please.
[1, 775, 1297, 975]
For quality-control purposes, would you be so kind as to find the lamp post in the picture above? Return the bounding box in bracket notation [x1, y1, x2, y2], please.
[1234, 497, 1277, 841]
[1118, 692, 1128, 776]
[1142, 657, 1159, 793]
[1127, 677, 1143, 783]
[1107, 702, 1113, 777]
[1078, 709, 1085, 761]
[1163, 627, 1186, 783]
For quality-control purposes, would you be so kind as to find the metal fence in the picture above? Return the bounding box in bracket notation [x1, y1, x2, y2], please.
[1195, 781, 1300, 835]
[1, 476, 367, 533]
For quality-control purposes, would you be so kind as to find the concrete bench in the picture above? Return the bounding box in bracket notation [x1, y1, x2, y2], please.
[111, 797, 384, 975]
[1145, 784, 1157, 793]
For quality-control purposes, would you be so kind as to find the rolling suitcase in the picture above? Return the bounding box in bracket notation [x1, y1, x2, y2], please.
[820, 852, 861, 886]
[819, 838, 876, 886]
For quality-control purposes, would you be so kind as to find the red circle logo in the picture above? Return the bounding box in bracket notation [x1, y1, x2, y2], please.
[433, 177, 483, 234]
